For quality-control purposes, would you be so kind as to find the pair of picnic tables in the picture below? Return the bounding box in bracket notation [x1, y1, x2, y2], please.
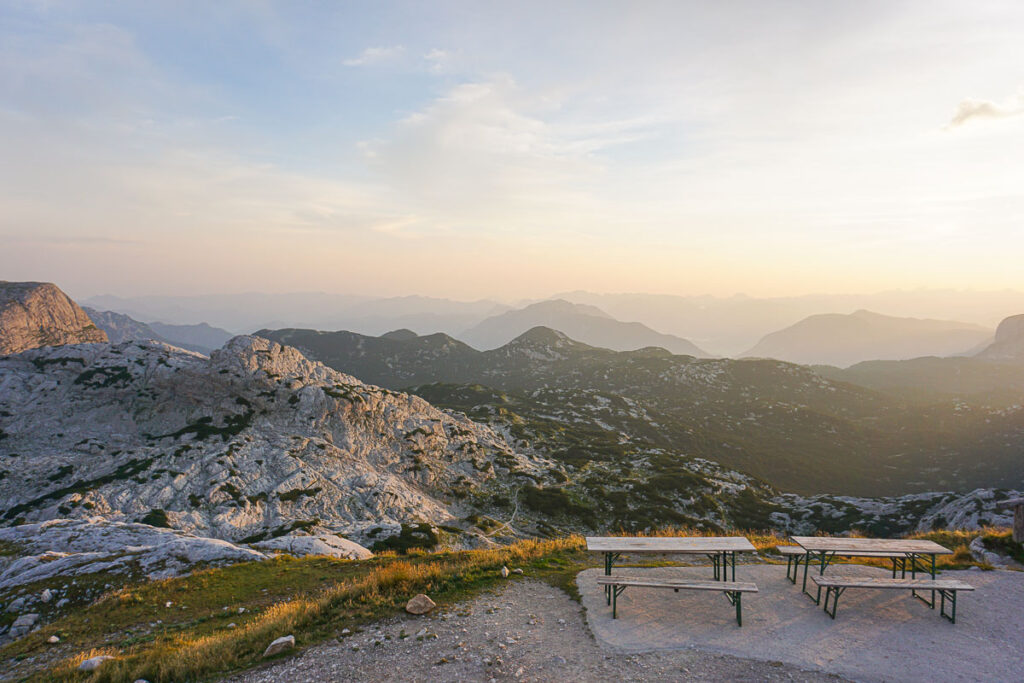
[587, 534, 974, 625]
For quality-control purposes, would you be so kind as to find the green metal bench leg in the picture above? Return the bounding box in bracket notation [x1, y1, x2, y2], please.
[724, 590, 743, 626]
[611, 585, 626, 619]
[939, 589, 958, 624]
[823, 586, 845, 619]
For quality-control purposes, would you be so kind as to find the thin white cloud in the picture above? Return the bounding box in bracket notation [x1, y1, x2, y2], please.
[423, 48, 451, 74]
[342, 45, 404, 67]
[947, 96, 1024, 128]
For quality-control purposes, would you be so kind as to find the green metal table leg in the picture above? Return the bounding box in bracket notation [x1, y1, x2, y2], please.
[910, 553, 937, 608]
[803, 551, 833, 604]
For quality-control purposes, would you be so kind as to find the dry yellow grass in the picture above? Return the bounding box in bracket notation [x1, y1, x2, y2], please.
[43, 536, 586, 683]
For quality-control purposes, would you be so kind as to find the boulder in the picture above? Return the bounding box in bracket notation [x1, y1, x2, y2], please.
[252, 533, 373, 560]
[78, 655, 114, 671]
[48, 635, 60, 644]
[9, 613, 39, 639]
[262, 634, 295, 658]
[405, 594, 436, 615]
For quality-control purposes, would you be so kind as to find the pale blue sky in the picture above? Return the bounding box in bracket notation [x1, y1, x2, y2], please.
[2, 1, 1023, 298]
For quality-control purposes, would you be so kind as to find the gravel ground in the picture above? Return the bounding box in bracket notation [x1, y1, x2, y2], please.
[231, 580, 844, 682]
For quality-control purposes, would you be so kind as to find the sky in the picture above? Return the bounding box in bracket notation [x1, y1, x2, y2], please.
[1, 1, 1023, 300]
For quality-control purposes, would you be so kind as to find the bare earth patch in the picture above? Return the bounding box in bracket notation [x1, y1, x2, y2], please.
[231, 579, 841, 682]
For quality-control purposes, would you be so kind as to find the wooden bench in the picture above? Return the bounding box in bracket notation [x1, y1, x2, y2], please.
[810, 575, 974, 623]
[776, 546, 912, 584]
[596, 575, 758, 626]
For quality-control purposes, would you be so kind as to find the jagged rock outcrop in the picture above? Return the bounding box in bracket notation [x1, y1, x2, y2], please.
[770, 487, 1022, 536]
[0, 336, 551, 545]
[0, 518, 267, 591]
[977, 314, 1024, 361]
[0, 282, 107, 355]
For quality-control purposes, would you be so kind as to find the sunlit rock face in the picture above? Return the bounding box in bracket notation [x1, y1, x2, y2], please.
[978, 313, 1024, 361]
[0, 335, 549, 544]
[0, 281, 108, 355]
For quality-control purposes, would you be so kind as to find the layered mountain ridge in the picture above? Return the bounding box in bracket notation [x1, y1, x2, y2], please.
[258, 325, 1024, 496]
[458, 299, 711, 357]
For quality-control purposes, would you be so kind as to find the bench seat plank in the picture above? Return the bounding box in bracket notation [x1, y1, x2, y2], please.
[597, 576, 758, 592]
[777, 546, 910, 558]
[810, 575, 974, 591]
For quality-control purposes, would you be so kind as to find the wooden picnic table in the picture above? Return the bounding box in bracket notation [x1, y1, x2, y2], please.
[586, 536, 757, 606]
[791, 536, 953, 608]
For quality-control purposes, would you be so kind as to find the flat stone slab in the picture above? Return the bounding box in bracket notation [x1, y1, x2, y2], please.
[578, 564, 1024, 682]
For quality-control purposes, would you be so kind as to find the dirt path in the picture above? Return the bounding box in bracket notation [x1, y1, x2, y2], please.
[231, 580, 843, 682]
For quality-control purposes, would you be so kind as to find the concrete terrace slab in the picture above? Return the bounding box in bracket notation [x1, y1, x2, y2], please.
[578, 565, 1023, 682]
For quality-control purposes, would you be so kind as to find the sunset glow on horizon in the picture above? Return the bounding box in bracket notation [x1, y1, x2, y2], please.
[2, 1, 1023, 300]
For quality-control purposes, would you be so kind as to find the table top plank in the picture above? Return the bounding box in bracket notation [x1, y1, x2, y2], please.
[810, 575, 974, 590]
[596, 576, 759, 592]
[586, 536, 757, 553]
[790, 536, 952, 555]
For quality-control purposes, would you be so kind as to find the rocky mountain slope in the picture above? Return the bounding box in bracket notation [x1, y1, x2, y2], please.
[0, 336, 556, 547]
[83, 307, 230, 354]
[259, 326, 1024, 496]
[742, 309, 992, 367]
[977, 313, 1024, 361]
[0, 282, 107, 355]
[459, 299, 711, 356]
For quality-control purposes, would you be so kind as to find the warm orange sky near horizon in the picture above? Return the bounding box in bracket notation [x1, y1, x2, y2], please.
[2, 2, 1023, 300]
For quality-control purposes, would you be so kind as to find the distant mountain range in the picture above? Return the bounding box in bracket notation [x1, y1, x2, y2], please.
[557, 289, 1024, 354]
[82, 292, 509, 336]
[83, 307, 233, 355]
[457, 299, 711, 356]
[742, 310, 992, 367]
[258, 325, 1024, 496]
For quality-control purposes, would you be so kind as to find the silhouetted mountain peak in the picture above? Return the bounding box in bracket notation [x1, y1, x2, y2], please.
[518, 299, 612, 319]
[380, 328, 418, 341]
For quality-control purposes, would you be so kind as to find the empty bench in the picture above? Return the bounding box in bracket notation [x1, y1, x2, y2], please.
[776, 546, 914, 584]
[596, 575, 758, 626]
[810, 575, 974, 623]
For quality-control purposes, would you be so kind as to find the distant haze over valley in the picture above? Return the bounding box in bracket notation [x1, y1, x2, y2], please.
[82, 288, 1024, 360]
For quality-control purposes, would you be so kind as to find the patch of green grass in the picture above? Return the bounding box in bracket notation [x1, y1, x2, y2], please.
[3, 458, 154, 521]
[370, 523, 440, 554]
[278, 487, 322, 503]
[138, 509, 171, 528]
